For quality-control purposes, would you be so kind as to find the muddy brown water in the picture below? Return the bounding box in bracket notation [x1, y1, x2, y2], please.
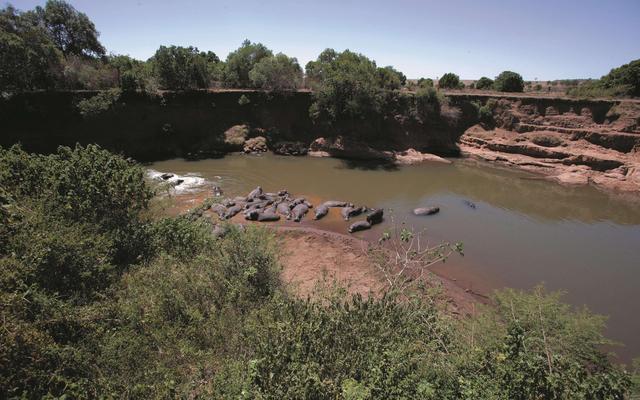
[149, 154, 640, 364]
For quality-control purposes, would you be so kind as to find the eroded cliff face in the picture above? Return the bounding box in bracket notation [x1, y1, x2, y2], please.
[458, 96, 640, 193]
[2, 90, 640, 193]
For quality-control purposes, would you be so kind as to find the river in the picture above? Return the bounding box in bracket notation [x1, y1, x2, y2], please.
[149, 153, 640, 364]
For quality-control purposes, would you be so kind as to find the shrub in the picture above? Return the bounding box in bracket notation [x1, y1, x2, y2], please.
[151, 45, 217, 89]
[494, 70, 524, 92]
[475, 76, 494, 90]
[601, 59, 640, 97]
[414, 86, 442, 121]
[417, 77, 434, 89]
[75, 88, 121, 116]
[438, 72, 461, 89]
[224, 39, 273, 88]
[238, 94, 251, 105]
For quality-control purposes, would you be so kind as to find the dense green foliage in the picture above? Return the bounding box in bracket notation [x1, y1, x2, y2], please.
[249, 53, 303, 91]
[438, 72, 462, 89]
[494, 70, 525, 92]
[0, 146, 635, 398]
[151, 45, 219, 90]
[568, 59, 640, 98]
[475, 76, 494, 90]
[223, 39, 273, 88]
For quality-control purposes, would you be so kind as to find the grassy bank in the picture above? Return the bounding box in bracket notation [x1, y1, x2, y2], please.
[0, 144, 637, 399]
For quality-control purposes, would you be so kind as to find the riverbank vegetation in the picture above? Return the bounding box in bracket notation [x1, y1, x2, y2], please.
[0, 144, 637, 398]
[2, 1, 638, 102]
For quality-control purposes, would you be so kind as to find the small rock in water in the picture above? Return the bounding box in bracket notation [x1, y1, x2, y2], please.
[463, 200, 476, 209]
[174, 179, 184, 186]
[413, 207, 440, 216]
[213, 185, 223, 197]
[160, 173, 174, 180]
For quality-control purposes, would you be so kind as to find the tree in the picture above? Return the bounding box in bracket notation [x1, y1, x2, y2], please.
[224, 39, 272, 87]
[494, 70, 524, 92]
[32, 0, 105, 58]
[249, 53, 302, 91]
[376, 66, 406, 90]
[600, 59, 640, 97]
[417, 77, 434, 89]
[0, 5, 62, 91]
[438, 72, 461, 89]
[151, 45, 215, 90]
[305, 49, 382, 123]
[475, 76, 494, 90]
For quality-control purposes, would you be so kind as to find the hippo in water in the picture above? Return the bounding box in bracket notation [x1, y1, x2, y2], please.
[320, 200, 351, 208]
[290, 203, 309, 222]
[463, 200, 477, 209]
[366, 209, 384, 225]
[342, 206, 367, 220]
[413, 207, 440, 216]
[290, 197, 313, 209]
[247, 186, 263, 200]
[348, 220, 372, 233]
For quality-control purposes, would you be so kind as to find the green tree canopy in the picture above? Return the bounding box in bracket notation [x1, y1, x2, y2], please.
[494, 70, 524, 92]
[417, 77, 434, 89]
[150, 45, 217, 90]
[376, 65, 406, 90]
[438, 72, 461, 89]
[224, 39, 272, 87]
[249, 53, 302, 91]
[600, 59, 640, 97]
[475, 76, 494, 90]
[0, 5, 62, 91]
[305, 49, 382, 123]
[32, 0, 105, 58]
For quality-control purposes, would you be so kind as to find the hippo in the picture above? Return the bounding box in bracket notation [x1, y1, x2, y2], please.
[290, 198, 313, 208]
[314, 205, 330, 220]
[247, 186, 263, 200]
[223, 204, 243, 219]
[233, 196, 247, 203]
[277, 201, 292, 216]
[210, 203, 227, 218]
[342, 206, 367, 220]
[348, 220, 372, 233]
[244, 209, 259, 220]
[366, 209, 384, 225]
[222, 199, 235, 207]
[244, 199, 273, 211]
[213, 185, 223, 197]
[160, 173, 174, 180]
[277, 190, 289, 196]
[413, 207, 440, 216]
[290, 203, 309, 222]
[463, 200, 477, 209]
[320, 200, 351, 208]
[257, 211, 280, 222]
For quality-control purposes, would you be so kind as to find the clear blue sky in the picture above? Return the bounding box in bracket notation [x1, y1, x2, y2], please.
[9, 0, 640, 80]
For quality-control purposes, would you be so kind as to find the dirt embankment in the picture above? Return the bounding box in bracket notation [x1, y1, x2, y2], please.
[458, 97, 640, 193]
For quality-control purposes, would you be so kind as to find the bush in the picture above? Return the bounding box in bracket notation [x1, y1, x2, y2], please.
[75, 88, 121, 116]
[475, 76, 494, 90]
[601, 59, 640, 97]
[494, 71, 524, 92]
[249, 53, 302, 91]
[151, 45, 217, 89]
[414, 86, 442, 121]
[238, 94, 251, 105]
[438, 72, 461, 89]
[417, 77, 434, 89]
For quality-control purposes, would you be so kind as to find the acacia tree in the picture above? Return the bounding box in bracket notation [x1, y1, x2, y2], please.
[32, 0, 105, 58]
[224, 39, 272, 87]
[438, 72, 461, 89]
[151, 45, 217, 90]
[249, 53, 302, 91]
[475, 76, 494, 90]
[494, 71, 524, 92]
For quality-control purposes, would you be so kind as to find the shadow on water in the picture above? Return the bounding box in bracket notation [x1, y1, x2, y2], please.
[337, 158, 399, 171]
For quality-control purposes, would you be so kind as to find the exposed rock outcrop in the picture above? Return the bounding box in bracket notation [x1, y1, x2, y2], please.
[459, 98, 640, 193]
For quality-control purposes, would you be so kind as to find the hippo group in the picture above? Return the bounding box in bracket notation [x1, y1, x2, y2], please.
[207, 184, 381, 234]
